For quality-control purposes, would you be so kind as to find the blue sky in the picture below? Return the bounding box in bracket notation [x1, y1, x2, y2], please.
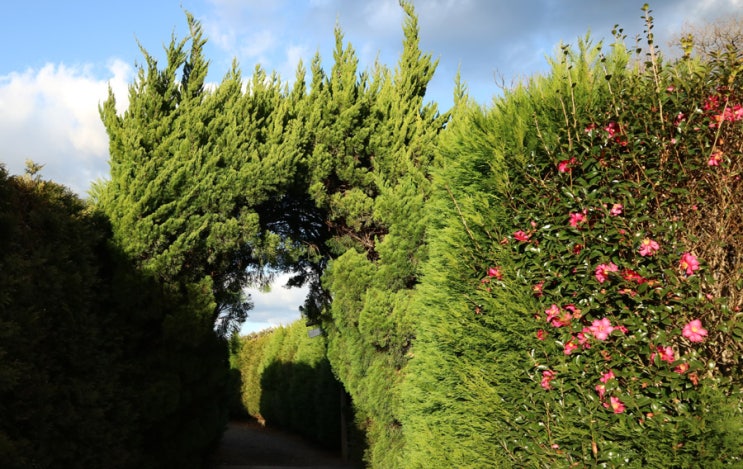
[2, 0, 740, 333]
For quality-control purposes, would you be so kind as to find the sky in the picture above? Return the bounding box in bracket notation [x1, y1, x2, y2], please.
[2, 0, 740, 334]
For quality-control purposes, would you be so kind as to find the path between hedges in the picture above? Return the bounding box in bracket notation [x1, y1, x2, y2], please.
[210, 420, 360, 469]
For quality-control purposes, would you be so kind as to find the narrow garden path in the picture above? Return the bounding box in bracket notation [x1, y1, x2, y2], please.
[210, 420, 360, 469]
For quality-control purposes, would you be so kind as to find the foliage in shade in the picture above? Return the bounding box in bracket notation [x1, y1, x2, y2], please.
[233, 321, 348, 451]
[0, 167, 230, 468]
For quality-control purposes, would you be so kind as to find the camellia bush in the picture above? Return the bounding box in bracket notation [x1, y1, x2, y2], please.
[403, 8, 742, 468]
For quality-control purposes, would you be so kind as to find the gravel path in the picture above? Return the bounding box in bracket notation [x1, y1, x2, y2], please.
[209, 420, 361, 469]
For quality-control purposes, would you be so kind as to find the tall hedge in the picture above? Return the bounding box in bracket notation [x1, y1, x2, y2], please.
[402, 12, 743, 468]
[0, 166, 231, 468]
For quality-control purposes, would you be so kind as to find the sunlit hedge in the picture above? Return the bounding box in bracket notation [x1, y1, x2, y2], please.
[402, 11, 743, 468]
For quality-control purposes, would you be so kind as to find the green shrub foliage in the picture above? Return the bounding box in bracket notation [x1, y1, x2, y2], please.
[8, 3, 741, 467]
[403, 9, 743, 468]
[235, 321, 345, 449]
[0, 167, 230, 468]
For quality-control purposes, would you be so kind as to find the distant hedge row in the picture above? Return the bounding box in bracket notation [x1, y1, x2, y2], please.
[0, 168, 230, 468]
[233, 321, 347, 451]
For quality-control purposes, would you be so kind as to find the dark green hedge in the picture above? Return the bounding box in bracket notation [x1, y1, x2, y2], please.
[0, 167, 230, 468]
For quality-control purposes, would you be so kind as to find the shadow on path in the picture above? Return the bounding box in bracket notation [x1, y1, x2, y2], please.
[210, 420, 361, 469]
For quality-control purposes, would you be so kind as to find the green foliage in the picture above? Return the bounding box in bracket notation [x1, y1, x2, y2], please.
[0, 165, 230, 468]
[0, 167, 132, 468]
[402, 10, 743, 468]
[234, 322, 348, 450]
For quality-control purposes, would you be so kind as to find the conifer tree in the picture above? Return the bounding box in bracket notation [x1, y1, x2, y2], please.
[313, 2, 448, 466]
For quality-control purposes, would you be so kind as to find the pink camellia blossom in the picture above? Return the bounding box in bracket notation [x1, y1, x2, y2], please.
[616, 324, 629, 335]
[513, 230, 531, 242]
[536, 329, 547, 341]
[541, 370, 555, 390]
[621, 268, 648, 284]
[605, 121, 620, 137]
[532, 282, 544, 297]
[679, 252, 700, 276]
[590, 318, 614, 341]
[594, 262, 619, 283]
[682, 319, 708, 343]
[577, 330, 591, 349]
[569, 211, 587, 227]
[564, 340, 578, 355]
[564, 304, 581, 319]
[732, 104, 743, 121]
[657, 345, 675, 364]
[595, 383, 606, 399]
[604, 396, 626, 414]
[557, 157, 577, 173]
[553, 309, 573, 328]
[600, 370, 615, 383]
[674, 112, 685, 126]
[610, 203, 623, 216]
[674, 363, 690, 374]
[487, 266, 503, 280]
[708, 150, 723, 167]
[639, 238, 660, 256]
[703, 95, 720, 111]
[545, 304, 560, 324]
[585, 123, 597, 134]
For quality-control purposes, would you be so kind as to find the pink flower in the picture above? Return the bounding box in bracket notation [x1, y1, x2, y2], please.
[564, 304, 581, 319]
[708, 150, 723, 166]
[536, 329, 547, 341]
[703, 95, 720, 111]
[577, 330, 591, 349]
[541, 370, 555, 390]
[679, 252, 700, 276]
[733, 104, 743, 121]
[610, 203, 623, 216]
[600, 370, 615, 383]
[545, 305, 573, 328]
[585, 123, 597, 134]
[605, 121, 620, 137]
[487, 266, 503, 280]
[639, 238, 660, 256]
[569, 210, 587, 228]
[557, 157, 577, 173]
[564, 340, 578, 355]
[621, 269, 648, 284]
[545, 304, 560, 324]
[657, 345, 675, 364]
[513, 230, 531, 242]
[604, 396, 626, 414]
[532, 282, 544, 297]
[590, 318, 614, 341]
[682, 319, 708, 343]
[674, 362, 690, 374]
[595, 383, 606, 399]
[594, 262, 619, 283]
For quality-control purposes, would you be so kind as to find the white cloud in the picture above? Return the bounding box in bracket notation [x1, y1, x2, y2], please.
[240, 272, 309, 334]
[0, 60, 132, 195]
